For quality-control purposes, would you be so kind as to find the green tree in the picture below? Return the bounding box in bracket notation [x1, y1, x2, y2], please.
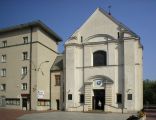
[143, 79, 156, 105]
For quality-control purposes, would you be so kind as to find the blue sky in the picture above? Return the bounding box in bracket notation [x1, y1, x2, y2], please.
[0, 0, 156, 80]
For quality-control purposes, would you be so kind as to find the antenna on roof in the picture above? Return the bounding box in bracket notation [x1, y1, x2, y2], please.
[108, 5, 112, 15]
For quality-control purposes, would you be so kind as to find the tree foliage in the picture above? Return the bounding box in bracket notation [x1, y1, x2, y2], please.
[143, 79, 156, 105]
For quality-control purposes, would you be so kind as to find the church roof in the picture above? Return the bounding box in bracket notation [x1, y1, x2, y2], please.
[50, 55, 63, 71]
[70, 8, 140, 39]
[0, 20, 62, 42]
[98, 8, 139, 38]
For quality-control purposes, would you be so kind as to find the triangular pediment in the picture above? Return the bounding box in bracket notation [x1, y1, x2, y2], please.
[66, 8, 139, 45]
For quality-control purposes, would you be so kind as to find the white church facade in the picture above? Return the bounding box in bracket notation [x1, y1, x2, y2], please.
[64, 8, 143, 112]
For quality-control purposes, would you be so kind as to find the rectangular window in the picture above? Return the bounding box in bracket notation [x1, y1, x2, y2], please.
[127, 94, 132, 100]
[0, 84, 6, 91]
[23, 37, 29, 44]
[22, 52, 28, 60]
[21, 83, 27, 90]
[68, 94, 72, 100]
[1, 68, 6, 77]
[6, 98, 20, 106]
[37, 99, 50, 106]
[21, 67, 27, 75]
[117, 32, 120, 39]
[80, 94, 84, 103]
[55, 75, 61, 86]
[1, 55, 6, 62]
[117, 93, 122, 104]
[2, 41, 7, 47]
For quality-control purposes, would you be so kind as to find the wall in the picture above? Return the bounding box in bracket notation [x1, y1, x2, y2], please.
[0, 28, 31, 102]
[51, 71, 64, 110]
[31, 27, 58, 110]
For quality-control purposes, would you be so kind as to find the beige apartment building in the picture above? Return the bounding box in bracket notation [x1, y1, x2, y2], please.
[0, 21, 62, 110]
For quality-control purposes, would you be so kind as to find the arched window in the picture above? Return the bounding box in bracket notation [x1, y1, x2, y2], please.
[93, 51, 107, 66]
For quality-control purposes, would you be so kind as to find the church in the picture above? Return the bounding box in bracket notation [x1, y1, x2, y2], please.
[64, 8, 143, 112]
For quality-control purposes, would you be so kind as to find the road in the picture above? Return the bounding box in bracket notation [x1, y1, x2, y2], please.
[0, 108, 155, 120]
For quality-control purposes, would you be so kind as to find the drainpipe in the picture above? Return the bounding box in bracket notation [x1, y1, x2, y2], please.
[121, 32, 125, 114]
[81, 36, 85, 112]
[29, 26, 33, 110]
[49, 70, 52, 110]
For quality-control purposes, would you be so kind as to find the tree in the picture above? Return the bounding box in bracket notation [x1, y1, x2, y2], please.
[143, 79, 156, 105]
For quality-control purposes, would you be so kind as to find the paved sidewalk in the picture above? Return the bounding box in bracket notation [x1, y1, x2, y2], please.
[18, 111, 132, 120]
[0, 108, 35, 120]
[0, 108, 46, 120]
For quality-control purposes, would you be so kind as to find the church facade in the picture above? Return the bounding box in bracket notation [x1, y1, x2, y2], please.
[65, 8, 143, 112]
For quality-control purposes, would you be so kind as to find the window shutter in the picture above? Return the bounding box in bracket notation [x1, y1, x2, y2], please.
[21, 84, 23, 90]
[1, 55, 2, 62]
[21, 53, 23, 61]
[27, 52, 30, 60]
[4, 69, 6, 76]
[0, 85, 1, 90]
[0, 69, 2, 76]
[1, 85, 3, 90]
[21, 68, 23, 75]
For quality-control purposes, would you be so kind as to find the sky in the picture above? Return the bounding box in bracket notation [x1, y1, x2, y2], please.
[0, 0, 156, 80]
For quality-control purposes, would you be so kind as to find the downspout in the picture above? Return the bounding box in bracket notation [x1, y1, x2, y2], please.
[49, 70, 52, 110]
[29, 26, 33, 110]
[121, 32, 125, 113]
[81, 36, 85, 112]
[105, 37, 109, 111]
[107, 37, 109, 65]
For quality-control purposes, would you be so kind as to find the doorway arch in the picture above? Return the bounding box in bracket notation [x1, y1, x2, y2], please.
[84, 75, 113, 111]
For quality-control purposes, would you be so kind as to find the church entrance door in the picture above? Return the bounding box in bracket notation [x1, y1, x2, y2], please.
[92, 89, 105, 110]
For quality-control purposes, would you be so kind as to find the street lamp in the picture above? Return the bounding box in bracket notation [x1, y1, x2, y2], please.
[37, 61, 49, 71]
[32, 61, 49, 71]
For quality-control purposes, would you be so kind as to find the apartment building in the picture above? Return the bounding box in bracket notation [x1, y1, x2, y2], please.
[0, 21, 62, 110]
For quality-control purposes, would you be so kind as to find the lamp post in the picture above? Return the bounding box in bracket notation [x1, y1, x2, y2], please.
[32, 61, 49, 71]
[38, 61, 49, 71]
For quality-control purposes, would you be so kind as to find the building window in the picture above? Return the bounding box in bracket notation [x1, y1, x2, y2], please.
[1, 55, 6, 62]
[21, 83, 27, 90]
[55, 75, 61, 86]
[23, 37, 29, 44]
[127, 94, 132, 100]
[21, 67, 27, 75]
[37, 99, 50, 106]
[6, 98, 20, 106]
[0, 84, 6, 91]
[68, 94, 72, 100]
[93, 51, 107, 66]
[22, 52, 28, 60]
[80, 94, 84, 103]
[81, 36, 83, 42]
[1, 68, 6, 77]
[117, 93, 122, 104]
[2, 41, 7, 47]
[117, 32, 120, 39]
